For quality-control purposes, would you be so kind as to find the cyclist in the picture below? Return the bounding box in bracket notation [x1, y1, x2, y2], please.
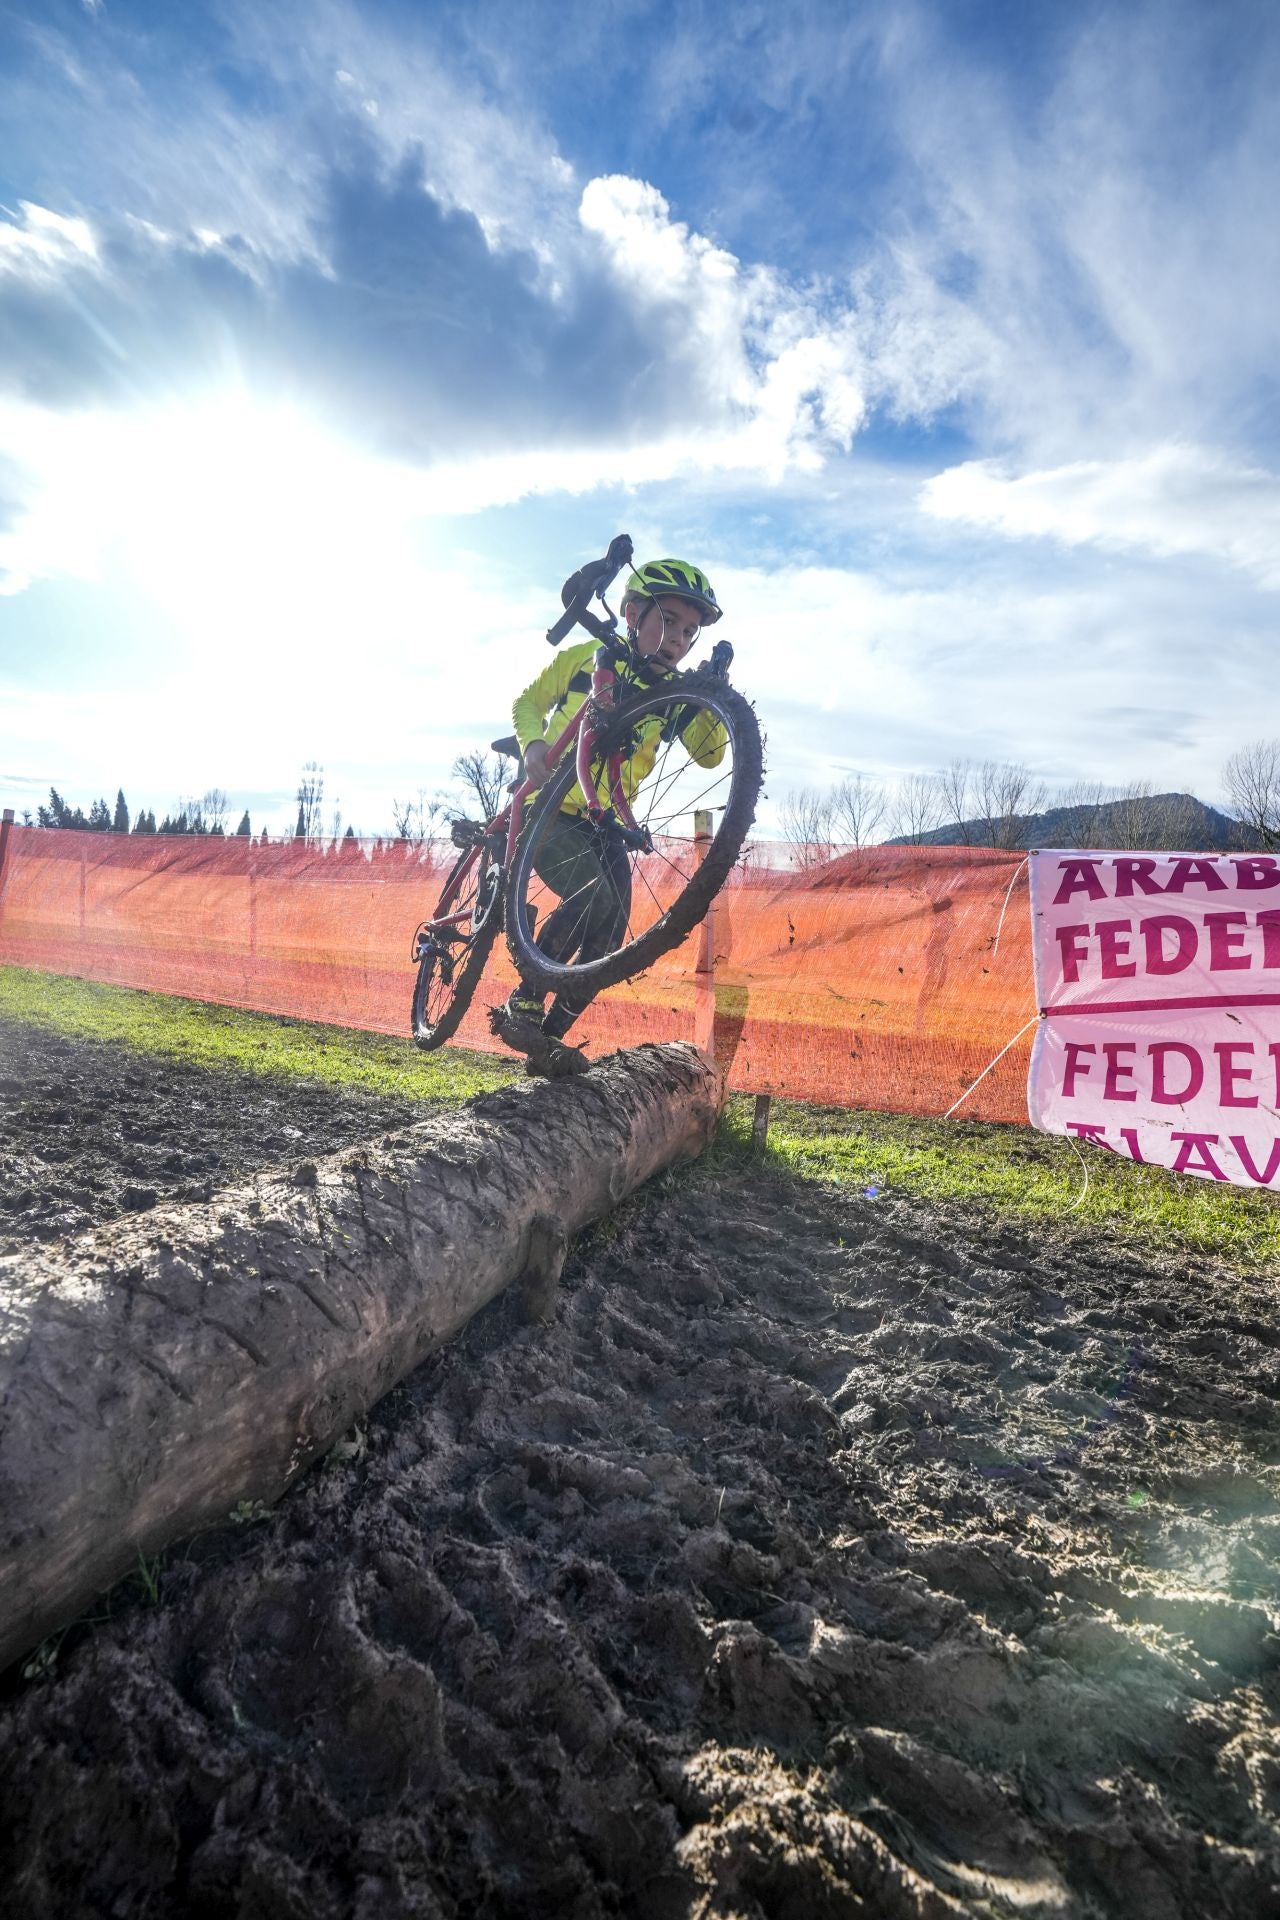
[492, 557, 725, 1077]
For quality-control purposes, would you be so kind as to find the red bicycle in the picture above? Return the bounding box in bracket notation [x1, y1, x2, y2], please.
[410, 536, 764, 1049]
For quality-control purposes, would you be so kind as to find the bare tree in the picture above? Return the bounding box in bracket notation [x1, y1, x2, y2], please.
[1107, 781, 1165, 850]
[1141, 791, 1204, 850]
[1052, 780, 1208, 852]
[830, 773, 887, 849]
[295, 762, 324, 844]
[888, 771, 945, 845]
[780, 787, 837, 867]
[171, 795, 208, 834]
[937, 758, 974, 844]
[448, 749, 507, 823]
[200, 788, 229, 836]
[391, 790, 445, 848]
[1223, 739, 1280, 849]
[972, 760, 1047, 849]
[1053, 779, 1110, 848]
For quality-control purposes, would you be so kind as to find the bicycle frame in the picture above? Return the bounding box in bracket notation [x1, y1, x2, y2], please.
[419, 646, 643, 946]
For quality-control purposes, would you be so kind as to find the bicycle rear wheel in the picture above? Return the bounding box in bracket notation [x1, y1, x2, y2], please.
[505, 671, 762, 996]
[411, 847, 502, 1049]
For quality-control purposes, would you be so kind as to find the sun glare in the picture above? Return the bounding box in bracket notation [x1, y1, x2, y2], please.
[2, 389, 431, 667]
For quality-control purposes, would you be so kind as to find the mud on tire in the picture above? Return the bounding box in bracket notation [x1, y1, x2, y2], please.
[504, 672, 763, 997]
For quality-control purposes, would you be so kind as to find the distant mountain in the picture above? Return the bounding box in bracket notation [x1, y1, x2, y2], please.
[886, 792, 1250, 852]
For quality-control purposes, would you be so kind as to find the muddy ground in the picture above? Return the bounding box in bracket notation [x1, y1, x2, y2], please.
[1, 1018, 1279, 1919]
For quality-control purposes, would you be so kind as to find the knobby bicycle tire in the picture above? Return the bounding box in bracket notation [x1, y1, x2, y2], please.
[504, 672, 762, 996]
[411, 855, 503, 1050]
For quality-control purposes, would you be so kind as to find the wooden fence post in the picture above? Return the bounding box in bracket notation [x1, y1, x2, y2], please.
[693, 809, 715, 1056]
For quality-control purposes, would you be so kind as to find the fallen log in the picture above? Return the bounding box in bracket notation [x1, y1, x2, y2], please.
[0, 1042, 723, 1673]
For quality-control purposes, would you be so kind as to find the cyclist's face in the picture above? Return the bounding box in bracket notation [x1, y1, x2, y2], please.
[633, 596, 702, 667]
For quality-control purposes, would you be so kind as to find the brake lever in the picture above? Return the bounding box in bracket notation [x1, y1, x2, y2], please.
[545, 533, 635, 645]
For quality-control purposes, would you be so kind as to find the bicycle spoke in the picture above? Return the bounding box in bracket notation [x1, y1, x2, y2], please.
[506, 674, 757, 997]
[631, 727, 695, 820]
[638, 770, 736, 839]
[635, 752, 734, 835]
[630, 853, 668, 922]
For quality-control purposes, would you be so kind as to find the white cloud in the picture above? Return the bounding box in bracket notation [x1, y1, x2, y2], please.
[798, 0, 1280, 463]
[920, 445, 1280, 588]
[0, 201, 98, 281]
[580, 175, 869, 480]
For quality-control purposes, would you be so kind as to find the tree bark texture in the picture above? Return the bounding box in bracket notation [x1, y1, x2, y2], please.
[0, 1042, 723, 1673]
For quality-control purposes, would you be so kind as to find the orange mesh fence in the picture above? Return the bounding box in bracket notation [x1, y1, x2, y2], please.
[0, 827, 1034, 1123]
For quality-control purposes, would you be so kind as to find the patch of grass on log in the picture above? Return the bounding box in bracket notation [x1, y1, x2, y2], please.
[0, 965, 517, 1103]
[713, 1096, 1280, 1271]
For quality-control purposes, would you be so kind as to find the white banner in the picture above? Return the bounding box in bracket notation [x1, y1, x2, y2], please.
[1027, 849, 1280, 1189]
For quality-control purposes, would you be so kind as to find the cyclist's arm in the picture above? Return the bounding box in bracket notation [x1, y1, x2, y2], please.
[512, 646, 580, 754]
[680, 707, 728, 768]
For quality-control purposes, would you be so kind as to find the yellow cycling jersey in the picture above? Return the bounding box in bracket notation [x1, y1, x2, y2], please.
[512, 637, 727, 816]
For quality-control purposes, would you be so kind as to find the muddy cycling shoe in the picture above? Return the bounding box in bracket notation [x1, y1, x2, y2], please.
[490, 992, 546, 1050]
[522, 1035, 590, 1080]
[489, 998, 589, 1079]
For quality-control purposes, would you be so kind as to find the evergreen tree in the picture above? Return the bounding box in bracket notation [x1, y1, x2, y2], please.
[87, 797, 111, 831]
[38, 787, 69, 828]
[295, 799, 307, 840]
[235, 810, 251, 837]
[343, 824, 356, 839]
[112, 789, 130, 834]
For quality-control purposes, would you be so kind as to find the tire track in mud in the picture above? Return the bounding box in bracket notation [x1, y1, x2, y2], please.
[1, 1020, 1279, 1917]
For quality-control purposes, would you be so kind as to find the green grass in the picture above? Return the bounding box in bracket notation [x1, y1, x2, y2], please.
[0, 964, 519, 1104]
[4, 964, 1278, 1269]
[710, 1093, 1280, 1271]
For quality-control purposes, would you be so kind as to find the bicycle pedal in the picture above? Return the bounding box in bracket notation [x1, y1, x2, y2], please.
[449, 818, 488, 849]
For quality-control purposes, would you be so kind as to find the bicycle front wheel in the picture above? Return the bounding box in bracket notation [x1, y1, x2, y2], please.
[411, 847, 502, 1049]
[505, 671, 762, 996]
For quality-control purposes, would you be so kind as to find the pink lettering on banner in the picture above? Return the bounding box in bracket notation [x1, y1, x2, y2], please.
[1171, 1133, 1228, 1180]
[1115, 859, 1162, 897]
[1214, 1043, 1258, 1108]
[1097, 919, 1137, 979]
[1062, 1042, 1095, 1097]
[1102, 1042, 1138, 1101]
[1233, 1136, 1280, 1183]
[1151, 1041, 1203, 1103]
[1056, 924, 1092, 982]
[1143, 916, 1197, 974]
[1206, 913, 1250, 970]
[1234, 858, 1280, 890]
[1166, 858, 1228, 894]
[1052, 860, 1107, 906]
[1028, 848, 1280, 1192]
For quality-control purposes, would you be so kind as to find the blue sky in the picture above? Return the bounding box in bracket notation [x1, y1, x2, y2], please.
[1, 0, 1277, 837]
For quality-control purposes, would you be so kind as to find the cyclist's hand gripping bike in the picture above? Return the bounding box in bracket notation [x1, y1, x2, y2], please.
[410, 534, 764, 1048]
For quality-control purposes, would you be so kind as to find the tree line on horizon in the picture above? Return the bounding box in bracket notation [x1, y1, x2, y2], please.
[779, 740, 1280, 867]
[33, 787, 253, 839]
[19, 740, 1280, 861]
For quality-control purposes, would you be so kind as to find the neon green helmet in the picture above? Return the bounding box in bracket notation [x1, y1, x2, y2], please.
[624, 557, 723, 626]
